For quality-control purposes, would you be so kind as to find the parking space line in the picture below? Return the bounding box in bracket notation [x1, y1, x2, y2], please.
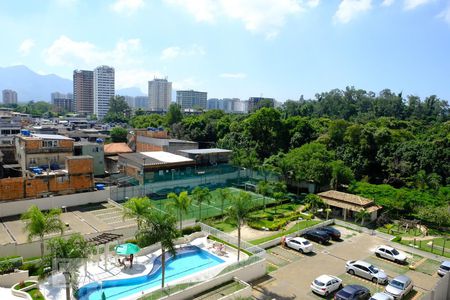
[277, 246, 305, 258]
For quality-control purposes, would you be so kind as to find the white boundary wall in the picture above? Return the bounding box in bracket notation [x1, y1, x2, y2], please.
[0, 270, 29, 288]
[0, 190, 109, 217]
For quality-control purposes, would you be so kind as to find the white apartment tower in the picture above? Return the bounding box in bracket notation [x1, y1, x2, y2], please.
[94, 65, 115, 119]
[148, 78, 172, 111]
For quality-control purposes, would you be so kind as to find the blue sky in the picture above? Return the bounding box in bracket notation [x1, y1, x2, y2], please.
[1, 0, 449, 101]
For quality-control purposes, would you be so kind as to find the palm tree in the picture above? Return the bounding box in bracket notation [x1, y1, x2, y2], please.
[384, 223, 394, 235]
[191, 187, 211, 221]
[325, 207, 332, 220]
[21, 205, 65, 258]
[304, 194, 324, 215]
[256, 181, 270, 210]
[122, 197, 153, 231]
[47, 234, 93, 300]
[227, 192, 253, 262]
[137, 210, 178, 288]
[272, 192, 285, 214]
[356, 209, 370, 226]
[216, 188, 231, 220]
[167, 191, 191, 230]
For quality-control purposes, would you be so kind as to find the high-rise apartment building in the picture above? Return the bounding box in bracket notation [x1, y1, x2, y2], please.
[73, 70, 94, 115]
[148, 78, 172, 111]
[2, 89, 18, 105]
[248, 97, 275, 112]
[51, 92, 73, 113]
[94, 66, 115, 119]
[134, 96, 148, 110]
[177, 90, 207, 110]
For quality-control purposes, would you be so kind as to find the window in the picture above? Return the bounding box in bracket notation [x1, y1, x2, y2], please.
[43, 140, 58, 148]
[29, 158, 37, 165]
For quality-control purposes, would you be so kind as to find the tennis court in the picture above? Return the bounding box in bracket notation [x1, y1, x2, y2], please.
[153, 187, 277, 221]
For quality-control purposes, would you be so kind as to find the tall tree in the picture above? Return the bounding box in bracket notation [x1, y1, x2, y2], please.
[304, 194, 324, 215]
[47, 234, 93, 300]
[110, 127, 128, 143]
[330, 160, 354, 190]
[137, 211, 178, 288]
[166, 103, 183, 126]
[21, 205, 65, 258]
[216, 188, 231, 220]
[122, 197, 153, 231]
[191, 187, 211, 221]
[167, 191, 191, 230]
[104, 95, 131, 123]
[226, 192, 253, 262]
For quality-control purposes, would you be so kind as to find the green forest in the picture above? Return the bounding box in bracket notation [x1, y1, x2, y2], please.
[131, 87, 449, 225]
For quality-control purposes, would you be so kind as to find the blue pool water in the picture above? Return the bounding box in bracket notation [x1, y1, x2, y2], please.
[77, 246, 224, 300]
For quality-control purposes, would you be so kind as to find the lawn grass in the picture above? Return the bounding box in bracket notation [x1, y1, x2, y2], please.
[205, 219, 236, 233]
[249, 220, 321, 245]
[157, 187, 275, 221]
[140, 283, 197, 299]
[414, 258, 441, 276]
[14, 281, 35, 290]
[398, 238, 450, 258]
[26, 288, 45, 300]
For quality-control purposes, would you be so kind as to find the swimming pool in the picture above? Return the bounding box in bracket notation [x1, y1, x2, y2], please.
[77, 245, 225, 300]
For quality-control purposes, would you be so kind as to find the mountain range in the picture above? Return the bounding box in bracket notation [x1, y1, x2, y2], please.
[0, 65, 145, 102]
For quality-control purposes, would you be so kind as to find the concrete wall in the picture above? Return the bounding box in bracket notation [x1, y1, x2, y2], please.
[0, 270, 29, 288]
[422, 273, 450, 300]
[0, 189, 109, 217]
[258, 219, 335, 249]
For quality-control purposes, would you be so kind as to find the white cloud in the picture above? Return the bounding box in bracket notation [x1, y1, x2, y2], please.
[110, 0, 144, 15]
[381, 0, 395, 7]
[334, 0, 372, 24]
[165, 0, 319, 39]
[172, 77, 202, 90]
[219, 73, 247, 79]
[437, 5, 450, 24]
[43, 36, 155, 89]
[44, 35, 142, 67]
[18, 39, 35, 56]
[160, 45, 205, 60]
[404, 0, 434, 10]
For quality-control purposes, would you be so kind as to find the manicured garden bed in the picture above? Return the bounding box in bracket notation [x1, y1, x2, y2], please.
[249, 220, 321, 245]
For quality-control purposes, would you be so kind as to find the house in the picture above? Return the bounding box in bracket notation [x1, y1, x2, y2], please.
[317, 190, 382, 222]
[74, 141, 105, 176]
[134, 129, 198, 154]
[104, 142, 133, 174]
[178, 148, 232, 165]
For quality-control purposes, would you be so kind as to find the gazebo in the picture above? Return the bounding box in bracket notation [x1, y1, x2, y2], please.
[87, 233, 123, 271]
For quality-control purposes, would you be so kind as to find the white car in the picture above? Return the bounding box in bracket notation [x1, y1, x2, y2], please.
[310, 274, 342, 296]
[370, 292, 394, 300]
[385, 275, 414, 300]
[285, 237, 314, 253]
[437, 261, 450, 276]
[375, 245, 407, 264]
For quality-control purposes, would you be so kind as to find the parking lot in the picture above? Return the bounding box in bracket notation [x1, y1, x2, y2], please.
[253, 226, 441, 300]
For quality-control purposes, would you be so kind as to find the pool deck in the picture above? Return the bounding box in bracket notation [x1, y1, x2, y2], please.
[40, 237, 241, 300]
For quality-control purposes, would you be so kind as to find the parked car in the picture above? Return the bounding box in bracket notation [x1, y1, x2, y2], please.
[320, 226, 342, 240]
[375, 245, 407, 264]
[385, 275, 414, 300]
[302, 229, 331, 244]
[369, 292, 394, 300]
[334, 284, 371, 300]
[437, 261, 450, 277]
[310, 274, 342, 296]
[285, 237, 314, 253]
[346, 260, 388, 284]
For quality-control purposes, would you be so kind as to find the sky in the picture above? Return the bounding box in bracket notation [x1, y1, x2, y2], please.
[0, 0, 449, 101]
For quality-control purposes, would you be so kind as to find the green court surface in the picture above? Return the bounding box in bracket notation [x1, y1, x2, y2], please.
[152, 187, 276, 221]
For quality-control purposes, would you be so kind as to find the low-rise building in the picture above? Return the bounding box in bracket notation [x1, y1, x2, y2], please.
[179, 148, 232, 165]
[317, 190, 382, 221]
[15, 132, 74, 177]
[104, 142, 133, 174]
[135, 129, 198, 154]
[74, 142, 105, 176]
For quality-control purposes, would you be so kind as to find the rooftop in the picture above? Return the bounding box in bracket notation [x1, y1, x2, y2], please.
[318, 190, 373, 206]
[104, 143, 133, 155]
[28, 133, 73, 140]
[179, 148, 232, 155]
[119, 151, 194, 167]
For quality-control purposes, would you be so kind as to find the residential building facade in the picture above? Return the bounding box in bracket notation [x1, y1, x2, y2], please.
[51, 92, 73, 113]
[94, 65, 115, 119]
[2, 89, 18, 105]
[148, 78, 172, 111]
[177, 90, 207, 110]
[73, 70, 94, 115]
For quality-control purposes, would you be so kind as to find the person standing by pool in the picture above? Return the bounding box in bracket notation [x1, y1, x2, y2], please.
[130, 253, 134, 268]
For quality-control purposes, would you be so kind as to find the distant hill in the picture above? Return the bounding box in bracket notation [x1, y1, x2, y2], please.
[0, 65, 72, 102]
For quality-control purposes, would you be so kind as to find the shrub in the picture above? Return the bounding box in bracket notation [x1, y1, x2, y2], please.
[19, 262, 41, 276]
[181, 225, 201, 236]
[392, 236, 402, 242]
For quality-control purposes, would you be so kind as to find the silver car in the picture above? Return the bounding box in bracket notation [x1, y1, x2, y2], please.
[385, 275, 414, 300]
[437, 261, 450, 277]
[346, 260, 388, 284]
[370, 293, 394, 300]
